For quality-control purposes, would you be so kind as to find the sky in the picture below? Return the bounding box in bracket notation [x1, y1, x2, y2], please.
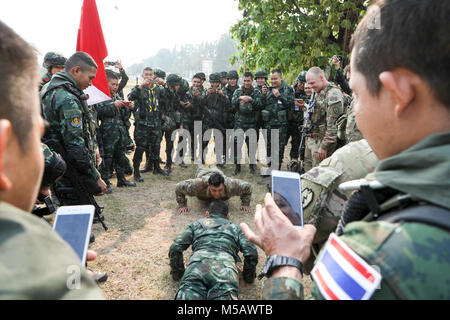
[0, 0, 242, 67]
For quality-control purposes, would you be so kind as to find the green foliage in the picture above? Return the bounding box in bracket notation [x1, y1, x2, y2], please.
[230, 0, 369, 83]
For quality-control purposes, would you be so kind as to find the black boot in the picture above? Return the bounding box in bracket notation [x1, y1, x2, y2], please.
[133, 147, 145, 182]
[164, 158, 172, 175]
[249, 164, 256, 174]
[140, 150, 152, 173]
[233, 164, 241, 176]
[117, 172, 137, 187]
[159, 156, 166, 165]
[153, 160, 169, 176]
[179, 160, 187, 168]
[105, 179, 113, 194]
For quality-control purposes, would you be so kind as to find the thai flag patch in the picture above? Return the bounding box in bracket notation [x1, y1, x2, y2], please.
[311, 233, 382, 300]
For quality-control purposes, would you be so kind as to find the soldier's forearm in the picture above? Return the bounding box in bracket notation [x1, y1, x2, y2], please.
[261, 276, 304, 300]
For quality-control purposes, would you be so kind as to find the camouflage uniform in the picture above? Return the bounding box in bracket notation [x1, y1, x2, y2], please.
[178, 79, 195, 163]
[262, 132, 450, 300]
[201, 74, 228, 164]
[304, 83, 344, 172]
[41, 71, 100, 203]
[301, 139, 378, 272]
[169, 212, 258, 300]
[254, 70, 269, 146]
[175, 165, 252, 207]
[231, 85, 263, 171]
[39, 52, 66, 92]
[288, 83, 307, 160]
[261, 80, 295, 169]
[345, 100, 364, 143]
[189, 85, 205, 162]
[128, 83, 164, 180]
[96, 92, 133, 185]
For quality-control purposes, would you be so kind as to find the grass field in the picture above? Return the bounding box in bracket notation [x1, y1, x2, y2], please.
[86, 83, 312, 300]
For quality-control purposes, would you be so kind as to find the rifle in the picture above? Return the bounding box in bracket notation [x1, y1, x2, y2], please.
[44, 138, 108, 231]
[297, 89, 317, 172]
[202, 105, 225, 132]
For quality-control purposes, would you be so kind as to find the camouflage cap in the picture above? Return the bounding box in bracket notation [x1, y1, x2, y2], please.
[197, 72, 206, 80]
[297, 71, 307, 83]
[43, 52, 67, 69]
[227, 70, 239, 79]
[154, 68, 166, 79]
[166, 74, 182, 87]
[209, 72, 221, 82]
[254, 70, 268, 79]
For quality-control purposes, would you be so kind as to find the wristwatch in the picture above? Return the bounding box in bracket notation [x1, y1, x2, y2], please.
[258, 255, 304, 280]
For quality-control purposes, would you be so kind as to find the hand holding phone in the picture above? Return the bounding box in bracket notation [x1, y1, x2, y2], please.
[271, 170, 304, 228]
[53, 205, 95, 265]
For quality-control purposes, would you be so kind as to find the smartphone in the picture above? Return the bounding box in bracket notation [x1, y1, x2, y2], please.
[271, 170, 304, 228]
[53, 205, 95, 265]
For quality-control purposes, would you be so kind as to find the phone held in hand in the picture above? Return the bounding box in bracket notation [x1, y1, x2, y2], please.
[53, 205, 95, 265]
[271, 170, 304, 229]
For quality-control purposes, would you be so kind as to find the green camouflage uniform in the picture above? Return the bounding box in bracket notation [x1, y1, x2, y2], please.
[41, 71, 100, 203]
[261, 81, 295, 168]
[160, 85, 180, 167]
[0, 201, 104, 299]
[96, 93, 133, 181]
[39, 72, 53, 92]
[178, 80, 195, 161]
[262, 132, 450, 300]
[189, 86, 205, 161]
[224, 84, 239, 130]
[288, 85, 307, 160]
[169, 212, 258, 300]
[301, 139, 378, 272]
[231, 85, 263, 164]
[304, 83, 344, 172]
[175, 165, 252, 207]
[128, 83, 164, 172]
[345, 100, 364, 143]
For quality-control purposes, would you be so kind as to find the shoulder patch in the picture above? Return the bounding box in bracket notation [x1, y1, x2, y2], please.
[302, 187, 314, 209]
[311, 233, 382, 300]
[70, 114, 82, 128]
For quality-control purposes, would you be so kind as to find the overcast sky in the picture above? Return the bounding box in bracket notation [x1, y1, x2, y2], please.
[0, 0, 242, 67]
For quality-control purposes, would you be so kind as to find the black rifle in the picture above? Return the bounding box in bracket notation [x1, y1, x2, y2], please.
[298, 89, 317, 170]
[44, 138, 108, 231]
[202, 105, 225, 132]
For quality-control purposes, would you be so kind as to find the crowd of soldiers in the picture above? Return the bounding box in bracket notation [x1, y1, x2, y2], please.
[1, 0, 449, 302]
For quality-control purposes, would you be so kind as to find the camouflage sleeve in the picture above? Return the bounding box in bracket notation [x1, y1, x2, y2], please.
[168, 223, 195, 281]
[334, 68, 352, 96]
[279, 86, 295, 110]
[261, 277, 304, 300]
[175, 178, 201, 207]
[252, 89, 263, 111]
[226, 178, 252, 206]
[127, 85, 141, 102]
[95, 100, 116, 120]
[320, 89, 344, 152]
[237, 228, 258, 283]
[57, 93, 99, 180]
[231, 89, 241, 113]
[118, 69, 129, 93]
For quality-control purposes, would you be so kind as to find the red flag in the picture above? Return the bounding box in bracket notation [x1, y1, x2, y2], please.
[76, 0, 110, 105]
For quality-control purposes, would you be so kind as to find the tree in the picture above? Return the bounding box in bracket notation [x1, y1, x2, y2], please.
[230, 0, 369, 81]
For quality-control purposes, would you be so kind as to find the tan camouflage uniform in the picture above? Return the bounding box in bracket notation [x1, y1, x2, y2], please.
[304, 83, 344, 171]
[300, 139, 378, 272]
[175, 165, 252, 207]
[345, 100, 364, 143]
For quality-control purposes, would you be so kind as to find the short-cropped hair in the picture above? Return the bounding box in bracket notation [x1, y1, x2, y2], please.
[208, 172, 225, 187]
[65, 51, 98, 72]
[209, 200, 229, 217]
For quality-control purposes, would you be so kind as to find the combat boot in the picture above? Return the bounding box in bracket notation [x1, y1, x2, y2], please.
[179, 160, 187, 168]
[164, 158, 172, 175]
[117, 172, 137, 187]
[105, 179, 113, 194]
[233, 164, 241, 176]
[249, 164, 256, 175]
[153, 160, 169, 176]
[140, 156, 152, 173]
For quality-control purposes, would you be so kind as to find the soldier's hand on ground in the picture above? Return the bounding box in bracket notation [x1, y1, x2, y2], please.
[318, 148, 327, 161]
[178, 207, 189, 214]
[96, 178, 107, 196]
[240, 205, 251, 213]
[240, 193, 316, 264]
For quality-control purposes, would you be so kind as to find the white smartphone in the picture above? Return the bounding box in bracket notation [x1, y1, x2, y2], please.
[53, 205, 95, 265]
[271, 170, 304, 228]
